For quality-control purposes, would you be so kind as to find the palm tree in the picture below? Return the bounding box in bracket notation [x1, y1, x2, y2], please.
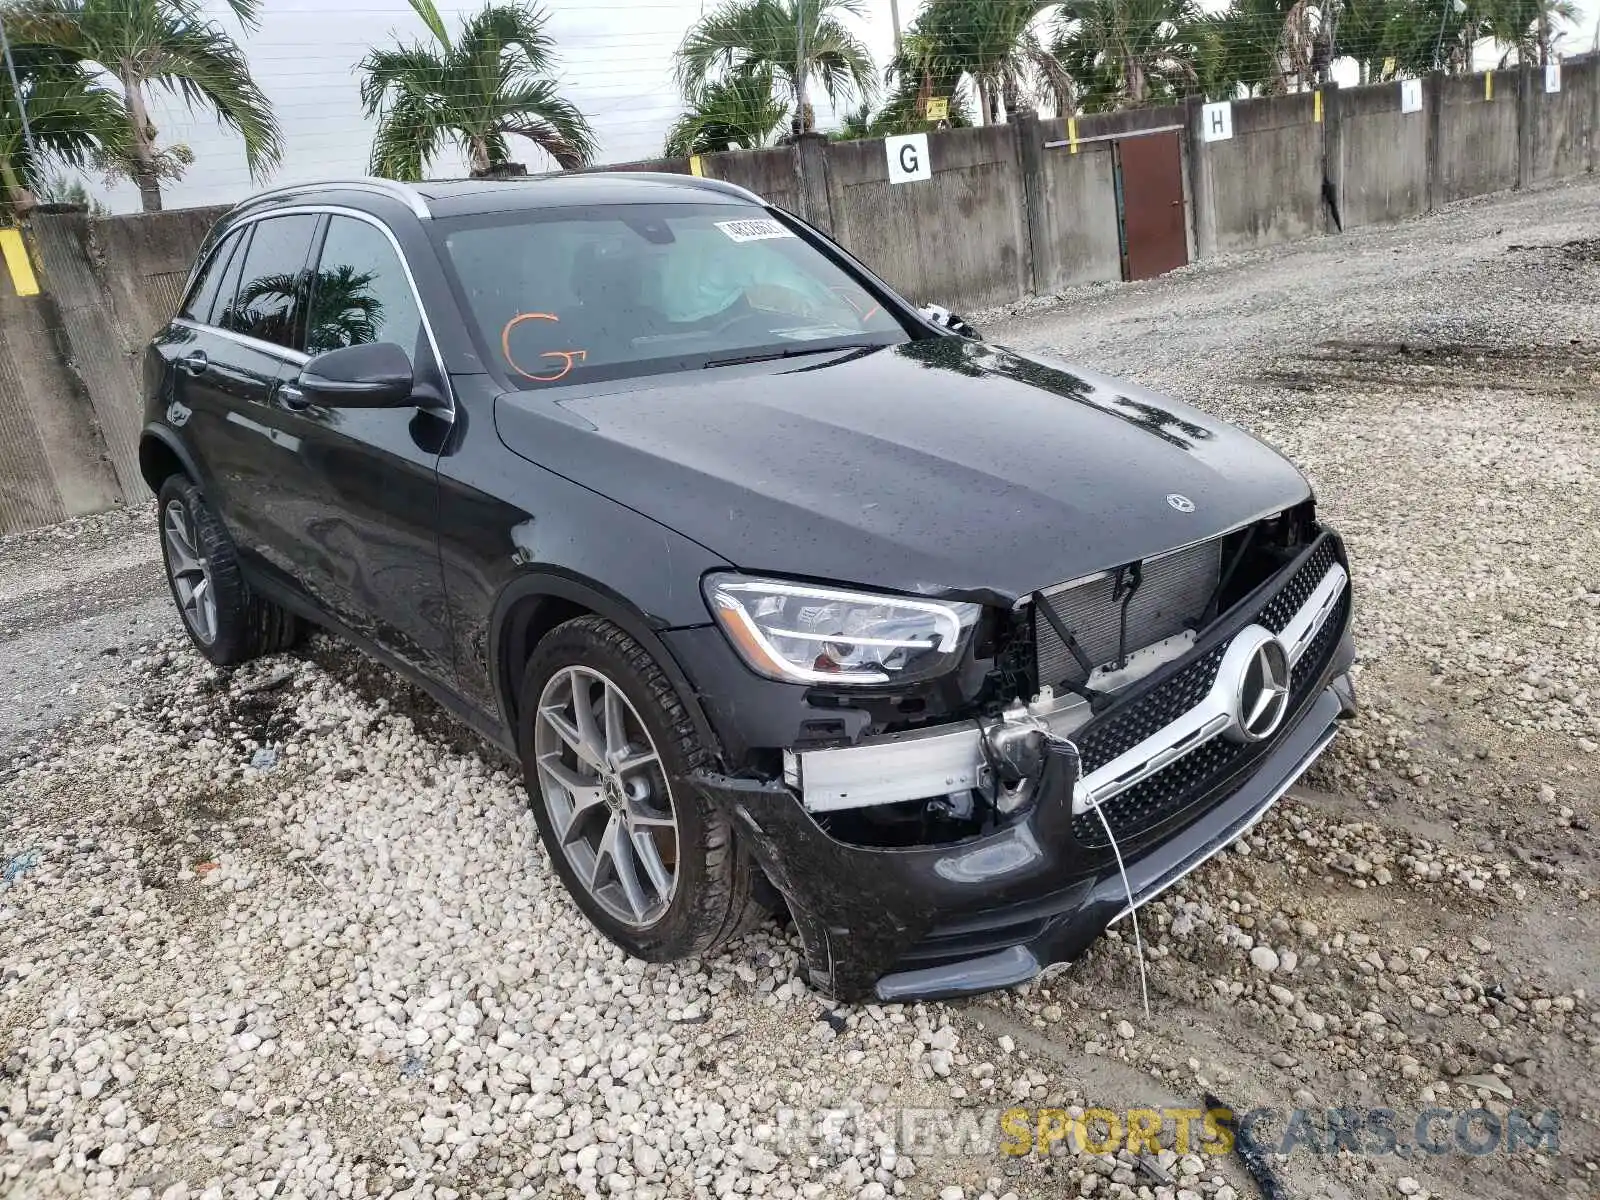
[0, 43, 127, 217]
[664, 67, 789, 156]
[1192, 0, 1331, 97]
[1480, 0, 1577, 65]
[675, 0, 877, 135]
[1051, 0, 1202, 111]
[893, 0, 1068, 123]
[359, 0, 596, 179]
[3, 0, 281, 213]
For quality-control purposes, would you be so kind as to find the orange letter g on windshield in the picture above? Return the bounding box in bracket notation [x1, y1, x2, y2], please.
[501, 312, 588, 383]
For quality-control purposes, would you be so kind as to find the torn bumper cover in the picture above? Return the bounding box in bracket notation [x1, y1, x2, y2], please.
[695, 535, 1357, 1003]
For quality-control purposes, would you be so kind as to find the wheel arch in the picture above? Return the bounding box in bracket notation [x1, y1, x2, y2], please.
[140, 424, 201, 494]
[491, 570, 725, 766]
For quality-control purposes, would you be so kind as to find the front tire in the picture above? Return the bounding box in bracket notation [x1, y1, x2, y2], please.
[518, 615, 764, 961]
[157, 474, 300, 666]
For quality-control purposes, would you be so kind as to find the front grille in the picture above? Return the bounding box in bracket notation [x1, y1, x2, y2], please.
[1034, 538, 1222, 687]
[1075, 642, 1228, 772]
[1070, 542, 1347, 849]
[1258, 537, 1337, 633]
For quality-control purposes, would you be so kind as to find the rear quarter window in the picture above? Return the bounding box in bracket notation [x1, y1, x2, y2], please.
[179, 229, 244, 326]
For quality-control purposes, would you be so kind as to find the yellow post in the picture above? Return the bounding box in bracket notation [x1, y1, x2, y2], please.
[1314, 91, 1323, 124]
[689, 154, 704, 177]
[1485, 73, 1494, 101]
[0, 227, 39, 297]
[1068, 117, 1079, 155]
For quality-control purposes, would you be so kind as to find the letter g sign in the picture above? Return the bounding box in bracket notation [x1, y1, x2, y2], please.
[886, 133, 932, 184]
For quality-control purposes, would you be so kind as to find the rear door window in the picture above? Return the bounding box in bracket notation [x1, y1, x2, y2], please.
[221, 215, 320, 351]
[306, 216, 424, 360]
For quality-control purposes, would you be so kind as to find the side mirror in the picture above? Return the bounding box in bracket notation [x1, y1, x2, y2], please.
[294, 342, 414, 408]
[917, 303, 981, 340]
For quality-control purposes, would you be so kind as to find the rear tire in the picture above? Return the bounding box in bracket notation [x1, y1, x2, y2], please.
[157, 474, 300, 666]
[518, 615, 765, 961]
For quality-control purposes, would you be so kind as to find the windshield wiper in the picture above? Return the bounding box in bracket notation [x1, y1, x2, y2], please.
[703, 343, 869, 370]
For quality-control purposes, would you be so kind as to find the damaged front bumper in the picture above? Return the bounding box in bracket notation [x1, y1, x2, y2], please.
[685, 534, 1358, 1002]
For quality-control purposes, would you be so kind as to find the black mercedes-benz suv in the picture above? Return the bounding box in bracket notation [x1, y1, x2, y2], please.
[141, 173, 1356, 1002]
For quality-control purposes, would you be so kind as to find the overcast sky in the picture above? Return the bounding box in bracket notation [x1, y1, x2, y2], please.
[49, 0, 1600, 214]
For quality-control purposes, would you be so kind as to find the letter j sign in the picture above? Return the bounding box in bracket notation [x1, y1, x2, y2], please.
[886, 133, 932, 184]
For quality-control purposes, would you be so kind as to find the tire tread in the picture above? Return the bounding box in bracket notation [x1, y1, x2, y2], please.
[522, 614, 767, 960]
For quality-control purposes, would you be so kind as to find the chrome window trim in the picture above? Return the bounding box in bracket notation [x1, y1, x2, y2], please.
[178, 205, 455, 420]
[235, 177, 431, 221]
[172, 316, 310, 366]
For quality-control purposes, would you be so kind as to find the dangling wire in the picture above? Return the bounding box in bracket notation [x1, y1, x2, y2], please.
[1092, 799, 1152, 1020]
[1037, 729, 1152, 1020]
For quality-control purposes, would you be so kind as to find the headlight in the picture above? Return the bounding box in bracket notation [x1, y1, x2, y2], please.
[704, 574, 980, 685]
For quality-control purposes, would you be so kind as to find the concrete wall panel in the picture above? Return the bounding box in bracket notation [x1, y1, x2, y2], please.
[1203, 92, 1322, 253]
[0, 289, 121, 533]
[823, 124, 1028, 310]
[1338, 83, 1428, 228]
[1533, 57, 1595, 182]
[1437, 73, 1519, 201]
[1032, 129, 1122, 290]
[703, 146, 801, 214]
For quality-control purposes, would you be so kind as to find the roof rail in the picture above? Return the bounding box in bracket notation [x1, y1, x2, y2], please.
[590, 170, 763, 204]
[232, 177, 431, 220]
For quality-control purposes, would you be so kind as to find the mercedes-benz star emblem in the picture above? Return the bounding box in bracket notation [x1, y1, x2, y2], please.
[1166, 493, 1196, 513]
[1235, 637, 1291, 742]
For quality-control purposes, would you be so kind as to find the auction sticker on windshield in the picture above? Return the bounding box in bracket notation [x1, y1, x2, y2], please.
[716, 218, 796, 242]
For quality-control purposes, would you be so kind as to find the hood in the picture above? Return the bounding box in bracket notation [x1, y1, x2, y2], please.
[493, 339, 1311, 605]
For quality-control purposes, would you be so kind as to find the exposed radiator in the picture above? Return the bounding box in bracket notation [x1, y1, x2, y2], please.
[1034, 538, 1223, 687]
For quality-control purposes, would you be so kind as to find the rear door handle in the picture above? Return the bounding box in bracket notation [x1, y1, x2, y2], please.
[277, 382, 309, 410]
[179, 350, 208, 376]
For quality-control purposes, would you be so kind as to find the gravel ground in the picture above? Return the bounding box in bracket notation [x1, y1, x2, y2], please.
[5, 178, 1600, 1200]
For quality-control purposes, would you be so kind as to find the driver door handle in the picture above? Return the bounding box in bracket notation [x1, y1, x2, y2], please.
[179, 350, 208, 376]
[277, 382, 309, 410]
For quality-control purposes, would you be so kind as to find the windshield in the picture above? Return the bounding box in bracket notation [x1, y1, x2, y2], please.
[434, 203, 909, 388]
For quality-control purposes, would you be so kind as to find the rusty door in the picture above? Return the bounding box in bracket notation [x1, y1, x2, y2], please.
[1115, 131, 1188, 281]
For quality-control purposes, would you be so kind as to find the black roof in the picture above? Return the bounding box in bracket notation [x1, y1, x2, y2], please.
[232, 171, 764, 222]
[413, 172, 762, 216]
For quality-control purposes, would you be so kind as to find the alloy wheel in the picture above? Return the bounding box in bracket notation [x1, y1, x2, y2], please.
[532, 665, 679, 927]
[163, 499, 217, 645]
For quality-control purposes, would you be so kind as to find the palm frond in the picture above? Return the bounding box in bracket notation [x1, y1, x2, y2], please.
[359, 0, 596, 177]
[367, 92, 447, 180]
[489, 76, 598, 168]
[664, 66, 788, 155]
[456, 0, 558, 74]
[408, 0, 453, 48]
[146, 20, 282, 176]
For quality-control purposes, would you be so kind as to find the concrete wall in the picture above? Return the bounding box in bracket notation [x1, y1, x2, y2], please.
[94, 205, 230, 348]
[1199, 91, 1323, 254]
[1031, 126, 1122, 291]
[1436, 72, 1520, 203]
[0, 288, 121, 533]
[1532, 57, 1596, 183]
[1336, 82, 1428, 228]
[822, 124, 1031, 310]
[702, 146, 801, 216]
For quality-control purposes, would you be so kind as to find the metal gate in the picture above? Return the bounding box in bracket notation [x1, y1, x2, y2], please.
[1114, 131, 1188, 281]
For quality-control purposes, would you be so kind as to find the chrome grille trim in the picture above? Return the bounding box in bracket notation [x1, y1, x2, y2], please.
[1071, 562, 1347, 816]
